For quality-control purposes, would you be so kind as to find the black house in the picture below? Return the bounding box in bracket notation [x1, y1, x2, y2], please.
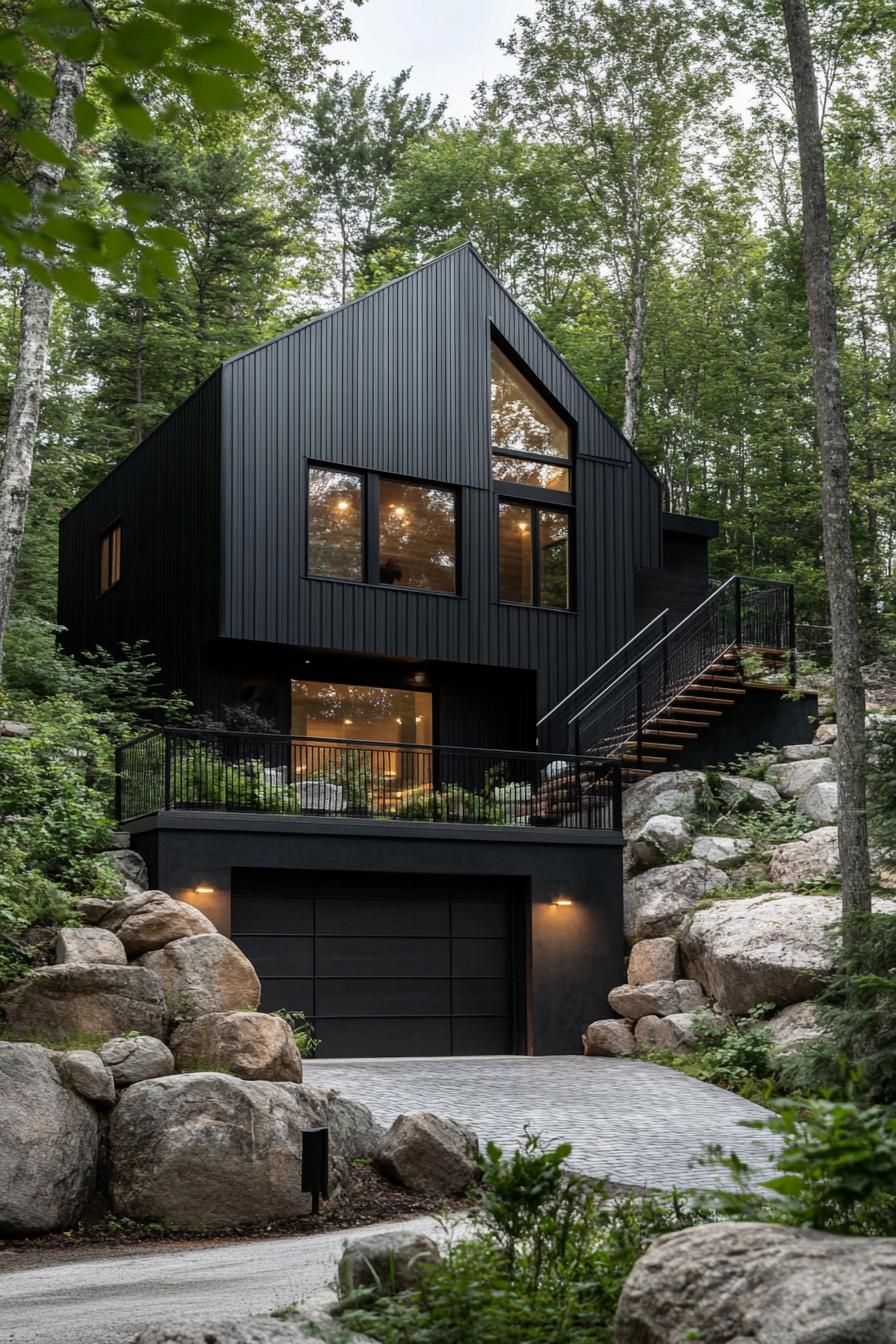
[58, 244, 810, 1057]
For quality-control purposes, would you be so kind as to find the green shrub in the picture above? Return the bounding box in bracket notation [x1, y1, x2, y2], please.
[336, 1133, 704, 1344]
[272, 1008, 320, 1056]
[639, 1005, 778, 1104]
[699, 1098, 896, 1236]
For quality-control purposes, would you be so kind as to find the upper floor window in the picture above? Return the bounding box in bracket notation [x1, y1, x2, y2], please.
[498, 502, 570, 609]
[98, 523, 121, 594]
[490, 341, 571, 492]
[307, 466, 457, 595]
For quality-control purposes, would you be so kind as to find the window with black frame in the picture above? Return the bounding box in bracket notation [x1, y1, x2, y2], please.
[491, 340, 573, 609]
[307, 466, 457, 595]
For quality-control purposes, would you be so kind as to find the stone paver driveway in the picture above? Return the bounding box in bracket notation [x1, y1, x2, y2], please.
[304, 1055, 778, 1191]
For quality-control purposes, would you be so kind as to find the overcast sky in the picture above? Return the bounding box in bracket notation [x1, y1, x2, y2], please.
[330, 0, 539, 114]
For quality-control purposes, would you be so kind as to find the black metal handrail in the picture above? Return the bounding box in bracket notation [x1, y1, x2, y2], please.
[116, 728, 623, 832]
[539, 574, 795, 759]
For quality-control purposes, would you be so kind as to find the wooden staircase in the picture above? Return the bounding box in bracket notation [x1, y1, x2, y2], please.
[619, 648, 789, 784]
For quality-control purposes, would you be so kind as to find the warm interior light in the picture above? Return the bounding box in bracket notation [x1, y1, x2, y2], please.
[344, 718, 353, 724]
[395, 717, 403, 724]
[552, 897, 573, 907]
[335, 498, 350, 512]
[415, 715, 423, 723]
[518, 522, 529, 533]
[195, 885, 215, 895]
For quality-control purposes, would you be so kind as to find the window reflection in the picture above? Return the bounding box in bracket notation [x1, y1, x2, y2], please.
[490, 343, 570, 460]
[539, 510, 570, 609]
[491, 455, 570, 491]
[498, 502, 534, 604]
[378, 479, 456, 593]
[308, 468, 363, 580]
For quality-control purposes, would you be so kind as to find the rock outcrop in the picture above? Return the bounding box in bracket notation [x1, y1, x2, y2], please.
[0, 1043, 100, 1235]
[137, 934, 261, 1019]
[690, 835, 752, 869]
[633, 1012, 699, 1051]
[56, 1049, 116, 1106]
[170, 1011, 301, 1083]
[339, 1228, 441, 1295]
[769, 826, 839, 887]
[681, 892, 840, 1014]
[626, 937, 679, 985]
[607, 979, 706, 1021]
[613, 1220, 896, 1344]
[621, 772, 707, 833]
[764, 756, 835, 798]
[98, 1034, 175, 1087]
[582, 1019, 635, 1057]
[376, 1112, 479, 1196]
[55, 926, 127, 966]
[796, 780, 839, 825]
[624, 860, 729, 941]
[765, 1001, 823, 1053]
[102, 891, 216, 957]
[2, 963, 168, 1041]
[98, 849, 149, 891]
[628, 814, 692, 870]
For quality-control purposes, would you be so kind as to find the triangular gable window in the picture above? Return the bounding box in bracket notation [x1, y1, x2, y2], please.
[490, 341, 570, 491]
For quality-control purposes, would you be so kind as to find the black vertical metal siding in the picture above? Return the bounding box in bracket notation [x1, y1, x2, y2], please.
[57, 370, 221, 701]
[219, 245, 653, 719]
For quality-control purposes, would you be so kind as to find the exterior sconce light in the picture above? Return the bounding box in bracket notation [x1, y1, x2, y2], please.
[412, 672, 426, 684]
[552, 897, 573, 907]
[195, 885, 214, 895]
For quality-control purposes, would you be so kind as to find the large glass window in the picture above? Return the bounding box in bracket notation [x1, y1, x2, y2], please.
[498, 502, 534, 604]
[307, 468, 363, 580]
[490, 341, 571, 488]
[291, 680, 432, 745]
[378, 479, 456, 593]
[499, 502, 570, 609]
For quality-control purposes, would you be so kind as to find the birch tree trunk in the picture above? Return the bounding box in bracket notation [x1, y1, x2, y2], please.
[622, 279, 646, 446]
[780, 0, 871, 917]
[0, 56, 86, 676]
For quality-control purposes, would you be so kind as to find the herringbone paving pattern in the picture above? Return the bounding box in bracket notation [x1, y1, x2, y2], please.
[304, 1054, 777, 1190]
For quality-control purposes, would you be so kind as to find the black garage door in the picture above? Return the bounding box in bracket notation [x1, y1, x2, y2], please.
[230, 871, 522, 1058]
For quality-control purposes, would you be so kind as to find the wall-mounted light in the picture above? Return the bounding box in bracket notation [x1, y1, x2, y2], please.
[412, 672, 426, 684]
[195, 885, 215, 895]
[552, 897, 573, 907]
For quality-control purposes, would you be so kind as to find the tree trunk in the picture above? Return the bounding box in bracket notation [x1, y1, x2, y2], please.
[622, 277, 646, 445]
[780, 0, 871, 917]
[0, 56, 86, 675]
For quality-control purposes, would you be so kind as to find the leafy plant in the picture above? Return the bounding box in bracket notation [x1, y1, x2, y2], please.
[639, 1005, 778, 1103]
[272, 1008, 321, 1057]
[699, 1098, 896, 1236]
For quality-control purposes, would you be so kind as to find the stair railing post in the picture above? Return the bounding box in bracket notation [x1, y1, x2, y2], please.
[636, 669, 644, 766]
[163, 731, 172, 811]
[734, 575, 742, 649]
[787, 583, 797, 686]
[115, 743, 123, 822]
[612, 761, 622, 831]
[661, 612, 669, 695]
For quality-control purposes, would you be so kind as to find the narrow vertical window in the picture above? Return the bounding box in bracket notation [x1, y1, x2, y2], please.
[307, 468, 364, 580]
[99, 523, 121, 594]
[539, 511, 570, 609]
[498, 502, 534, 604]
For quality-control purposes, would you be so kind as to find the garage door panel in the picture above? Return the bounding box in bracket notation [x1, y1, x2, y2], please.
[452, 1016, 515, 1054]
[314, 897, 449, 937]
[316, 977, 451, 1017]
[317, 1016, 453, 1058]
[452, 937, 511, 977]
[233, 935, 313, 977]
[451, 977, 511, 1015]
[450, 899, 512, 937]
[316, 936, 450, 978]
[258, 978, 315, 1012]
[231, 896, 313, 936]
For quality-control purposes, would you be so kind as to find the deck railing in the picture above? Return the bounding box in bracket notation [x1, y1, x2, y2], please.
[116, 728, 623, 832]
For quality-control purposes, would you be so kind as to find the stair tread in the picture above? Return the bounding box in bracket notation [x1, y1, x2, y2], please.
[654, 718, 710, 728]
[624, 741, 684, 752]
[692, 684, 746, 696]
[643, 730, 699, 739]
[675, 694, 736, 705]
[621, 753, 669, 764]
[667, 707, 723, 718]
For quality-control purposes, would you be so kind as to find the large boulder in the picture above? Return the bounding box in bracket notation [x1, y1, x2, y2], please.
[765, 756, 836, 798]
[627, 937, 679, 985]
[98, 848, 149, 891]
[98, 1034, 174, 1086]
[137, 934, 260, 1019]
[101, 890, 216, 956]
[776, 742, 832, 763]
[376, 1112, 479, 1196]
[582, 1019, 635, 1057]
[613, 1220, 896, 1344]
[339, 1228, 441, 1296]
[814, 722, 838, 745]
[2, 963, 167, 1041]
[78, 895, 121, 925]
[797, 780, 839, 825]
[770, 826, 840, 887]
[608, 979, 706, 1021]
[681, 892, 840, 1014]
[279, 1084, 385, 1190]
[621, 771, 707, 834]
[623, 860, 729, 941]
[0, 1042, 100, 1235]
[55, 926, 127, 967]
[634, 1012, 700, 1051]
[690, 835, 753, 869]
[628, 815, 692, 870]
[716, 774, 780, 811]
[766, 1001, 823, 1054]
[170, 1011, 302, 1083]
[110, 1074, 314, 1228]
[56, 1049, 116, 1106]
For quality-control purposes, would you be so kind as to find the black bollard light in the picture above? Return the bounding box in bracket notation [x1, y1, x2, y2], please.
[301, 1126, 329, 1215]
